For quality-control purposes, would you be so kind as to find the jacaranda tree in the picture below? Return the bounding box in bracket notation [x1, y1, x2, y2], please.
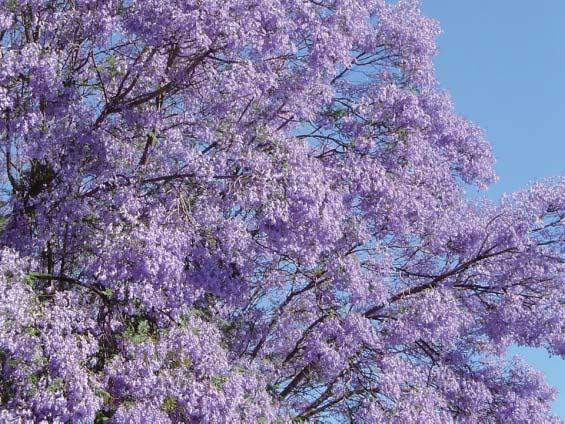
[0, 0, 563, 422]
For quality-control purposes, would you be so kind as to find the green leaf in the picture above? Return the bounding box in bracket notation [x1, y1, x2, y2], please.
[161, 396, 178, 413]
[102, 288, 114, 298]
[210, 375, 228, 390]
[24, 272, 41, 285]
[95, 389, 113, 404]
[47, 378, 64, 393]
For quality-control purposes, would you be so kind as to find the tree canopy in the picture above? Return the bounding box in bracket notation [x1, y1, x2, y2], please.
[0, 0, 563, 422]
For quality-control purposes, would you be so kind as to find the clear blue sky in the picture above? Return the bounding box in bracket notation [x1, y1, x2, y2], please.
[421, 0, 565, 417]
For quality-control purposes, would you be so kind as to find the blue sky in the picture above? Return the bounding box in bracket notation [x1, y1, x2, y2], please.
[421, 0, 565, 416]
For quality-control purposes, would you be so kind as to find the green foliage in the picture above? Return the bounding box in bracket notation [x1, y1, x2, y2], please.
[25, 325, 40, 337]
[124, 319, 151, 344]
[47, 378, 64, 393]
[94, 411, 112, 424]
[210, 375, 228, 390]
[95, 389, 113, 405]
[161, 396, 178, 413]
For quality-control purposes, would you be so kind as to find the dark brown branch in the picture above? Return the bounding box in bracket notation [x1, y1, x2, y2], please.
[249, 280, 318, 360]
[279, 363, 311, 399]
[31, 273, 109, 301]
[283, 314, 328, 364]
[94, 48, 215, 126]
[364, 247, 517, 319]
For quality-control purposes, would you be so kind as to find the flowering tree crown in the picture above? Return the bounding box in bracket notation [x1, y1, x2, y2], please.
[0, 0, 563, 422]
